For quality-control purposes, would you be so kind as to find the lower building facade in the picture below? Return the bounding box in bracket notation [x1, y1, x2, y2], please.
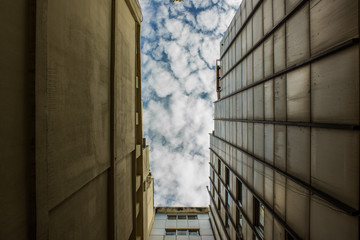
[149, 207, 215, 240]
[209, 0, 359, 239]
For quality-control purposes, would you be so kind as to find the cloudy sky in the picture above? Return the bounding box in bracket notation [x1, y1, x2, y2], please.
[140, 0, 240, 206]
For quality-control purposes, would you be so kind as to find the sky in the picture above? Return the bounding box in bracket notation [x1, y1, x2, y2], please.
[139, 0, 241, 206]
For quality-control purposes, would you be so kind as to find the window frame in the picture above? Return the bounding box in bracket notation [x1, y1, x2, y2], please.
[253, 197, 265, 238]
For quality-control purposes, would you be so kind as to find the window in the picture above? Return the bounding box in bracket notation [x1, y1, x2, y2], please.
[286, 231, 295, 240]
[218, 159, 221, 175]
[218, 197, 221, 211]
[225, 213, 230, 231]
[177, 215, 186, 220]
[225, 167, 230, 187]
[218, 178, 221, 192]
[236, 208, 243, 229]
[166, 229, 176, 235]
[189, 229, 200, 236]
[254, 198, 265, 233]
[187, 215, 197, 220]
[237, 178, 242, 205]
[225, 190, 230, 209]
[177, 230, 187, 235]
[167, 215, 176, 220]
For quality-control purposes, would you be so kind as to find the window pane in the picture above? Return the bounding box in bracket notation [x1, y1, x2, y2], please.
[167, 215, 176, 220]
[177, 230, 187, 235]
[166, 229, 176, 235]
[177, 215, 186, 220]
[187, 215, 197, 220]
[259, 202, 265, 230]
[189, 230, 199, 236]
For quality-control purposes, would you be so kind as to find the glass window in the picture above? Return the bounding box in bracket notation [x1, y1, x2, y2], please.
[187, 215, 197, 220]
[166, 229, 176, 235]
[225, 213, 230, 230]
[177, 230, 187, 235]
[237, 178, 242, 204]
[189, 229, 200, 236]
[236, 208, 243, 229]
[225, 167, 230, 187]
[226, 190, 230, 209]
[177, 215, 186, 220]
[218, 159, 221, 175]
[167, 215, 176, 220]
[218, 197, 221, 211]
[254, 197, 265, 232]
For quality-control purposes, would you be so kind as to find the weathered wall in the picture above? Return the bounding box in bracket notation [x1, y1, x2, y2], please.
[0, 1, 33, 239]
[210, 0, 360, 239]
[0, 0, 147, 239]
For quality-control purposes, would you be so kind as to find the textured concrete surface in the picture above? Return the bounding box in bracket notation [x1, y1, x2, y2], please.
[0, 0, 148, 239]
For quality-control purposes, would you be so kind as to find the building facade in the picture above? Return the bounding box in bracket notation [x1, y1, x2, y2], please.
[149, 207, 215, 240]
[209, 0, 359, 239]
[0, 0, 154, 239]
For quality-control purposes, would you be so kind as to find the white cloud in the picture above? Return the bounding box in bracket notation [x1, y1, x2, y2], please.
[196, 7, 219, 31]
[139, 0, 238, 207]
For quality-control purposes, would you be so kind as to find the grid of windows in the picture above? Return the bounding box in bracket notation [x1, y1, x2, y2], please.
[167, 215, 198, 220]
[165, 229, 200, 236]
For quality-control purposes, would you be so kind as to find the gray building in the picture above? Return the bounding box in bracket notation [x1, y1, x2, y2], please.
[209, 0, 359, 239]
[149, 207, 215, 240]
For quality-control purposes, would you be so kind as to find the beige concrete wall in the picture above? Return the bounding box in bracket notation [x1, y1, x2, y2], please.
[0, 1, 33, 239]
[0, 0, 147, 239]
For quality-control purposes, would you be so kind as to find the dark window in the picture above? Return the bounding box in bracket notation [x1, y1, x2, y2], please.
[237, 178, 242, 204]
[254, 198, 265, 233]
[225, 167, 230, 187]
[167, 215, 176, 220]
[225, 213, 230, 230]
[166, 229, 176, 235]
[218, 178, 221, 193]
[189, 229, 200, 236]
[187, 215, 197, 220]
[177, 215, 186, 220]
[236, 208, 243, 229]
[286, 231, 295, 240]
[225, 190, 230, 209]
[218, 197, 221, 211]
[218, 159, 221, 175]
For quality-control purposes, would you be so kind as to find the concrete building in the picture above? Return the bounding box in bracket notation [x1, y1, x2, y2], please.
[149, 207, 215, 240]
[0, 0, 154, 239]
[209, 0, 359, 239]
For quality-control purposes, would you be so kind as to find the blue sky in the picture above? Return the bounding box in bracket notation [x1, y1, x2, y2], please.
[140, 0, 240, 206]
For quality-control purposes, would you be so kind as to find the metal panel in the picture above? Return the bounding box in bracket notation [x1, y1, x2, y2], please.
[264, 167, 274, 207]
[254, 160, 264, 197]
[264, 124, 274, 164]
[274, 125, 286, 171]
[274, 25, 286, 73]
[286, 180, 309, 240]
[247, 54, 253, 85]
[310, 195, 359, 240]
[264, 207, 274, 240]
[274, 173, 286, 219]
[287, 126, 310, 183]
[254, 123, 264, 159]
[264, 79, 274, 120]
[264, 36, 274, 78]
[246, 19, 253, 52]
[286, 3, 310, 66]
[253, 5, 263, 45]
[273, 218, 285, 240]
[247, 88, 254, 120]
[274, 75, 286, 121]
[310, 0, 358, 55]
[254, 84, 264, 120]
[263, 0, 273, 34]
[273, 0, 285, 25]
[311, 45, 359, 125]
[253, 44, 264, 82]
[286, 65, 310, 122]
[311, 128, 359, 209]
